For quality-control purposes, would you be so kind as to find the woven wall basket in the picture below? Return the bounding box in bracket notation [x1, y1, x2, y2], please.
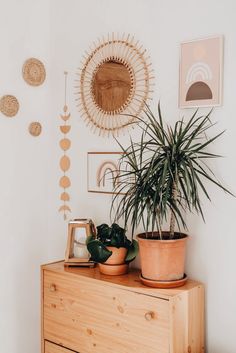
[22, 58, 46, 86]
[0, 95, 19, 117]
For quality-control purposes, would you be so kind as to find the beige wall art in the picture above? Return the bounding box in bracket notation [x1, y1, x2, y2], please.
[77, 33, 154, 137]
[179, 36, 223, 108]
[87, 152, 125, 194]
[28, 122, 42, 136]
[0, 95, 19, 117]
[59, 72, 72, 220]
[22, 58, 46, 86]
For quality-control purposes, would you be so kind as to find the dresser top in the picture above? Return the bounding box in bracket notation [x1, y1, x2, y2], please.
[42, 261, 203, 299]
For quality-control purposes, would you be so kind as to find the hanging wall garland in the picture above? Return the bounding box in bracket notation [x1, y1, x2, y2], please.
[59, 72, 71, 220]
[76, 33, 154, 137]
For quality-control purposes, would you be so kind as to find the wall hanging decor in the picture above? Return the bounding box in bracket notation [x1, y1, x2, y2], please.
[28, 121, 42, 136]
[179, 35, 223, 108]
[76, 33, 154, 136]
[22, 57, 46, 86]
[59, 71, 72, 220]
[0, 94, 19, 117]
[87, 152, 126, 194]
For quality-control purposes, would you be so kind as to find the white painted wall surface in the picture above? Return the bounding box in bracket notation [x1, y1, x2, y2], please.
[0, 1, 67, 353]
[0, 0, 236, 352]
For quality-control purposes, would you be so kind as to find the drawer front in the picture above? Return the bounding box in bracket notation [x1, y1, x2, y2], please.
[43, 270, 170, 353]
[45, 340, 77, 353]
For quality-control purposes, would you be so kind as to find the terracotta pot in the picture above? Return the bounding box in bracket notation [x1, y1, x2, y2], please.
[98, 247, 128, 276]
[105, 247, 128, 265]
[137, 232, 188, 281]
[98, 263, 129, 276]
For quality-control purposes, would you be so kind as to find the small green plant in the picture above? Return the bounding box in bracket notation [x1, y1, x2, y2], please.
[111, 103, 233, 239]
[87, 223, 138, 263]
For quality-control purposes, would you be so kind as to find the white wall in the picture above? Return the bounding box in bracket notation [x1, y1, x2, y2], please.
[0, 1, 66, 353]
[51, 1, 236, 352]
[1, 0, 236, 353]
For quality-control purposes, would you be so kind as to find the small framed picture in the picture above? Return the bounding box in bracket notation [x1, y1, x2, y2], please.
[87, 152, 125, 194]
[64, 219, 96, 267]
[179, 35, 223, 108]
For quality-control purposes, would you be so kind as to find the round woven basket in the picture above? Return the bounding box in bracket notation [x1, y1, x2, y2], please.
[0, 95, 19, 117]
[22, 58, 46, 86]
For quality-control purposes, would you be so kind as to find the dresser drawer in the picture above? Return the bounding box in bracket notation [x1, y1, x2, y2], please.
[45, 340, 77, 353]
[43, 270, 169, 353]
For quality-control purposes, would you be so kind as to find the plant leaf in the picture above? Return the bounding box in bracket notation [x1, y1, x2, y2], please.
[87, 240, 112, 263]
[125, 240, 139, 262]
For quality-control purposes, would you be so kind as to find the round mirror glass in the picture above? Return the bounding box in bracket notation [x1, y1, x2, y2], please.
[92, 60, 132, 112]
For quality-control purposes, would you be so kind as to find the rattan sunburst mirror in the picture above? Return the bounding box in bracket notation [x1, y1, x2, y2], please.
[76, 33, 154, 136]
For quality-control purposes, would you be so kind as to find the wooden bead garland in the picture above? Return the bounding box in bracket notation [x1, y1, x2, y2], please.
[59, 72, 72, 219]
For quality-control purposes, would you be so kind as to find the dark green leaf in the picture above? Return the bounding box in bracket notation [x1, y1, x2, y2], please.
[87, 240, 112, 263]
[125, 240, 139, 262]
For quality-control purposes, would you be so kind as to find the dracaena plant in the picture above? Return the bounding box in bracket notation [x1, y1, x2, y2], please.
[111, 103, 233, 239]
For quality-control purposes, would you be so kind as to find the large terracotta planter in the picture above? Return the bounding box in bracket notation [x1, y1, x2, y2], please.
[137, 232, 188, 281]
[98, 247, 128, 275]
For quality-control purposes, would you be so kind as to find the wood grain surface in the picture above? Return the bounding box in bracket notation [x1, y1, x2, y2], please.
[41, 261, 205, 353]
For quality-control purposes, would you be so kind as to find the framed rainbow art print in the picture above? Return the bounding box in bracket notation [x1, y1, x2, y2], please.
[179, 35, 224, 108]
[87, 152, 126, 194]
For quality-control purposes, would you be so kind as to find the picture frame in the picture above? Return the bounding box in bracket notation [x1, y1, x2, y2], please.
[64, 218, 96, 267]
[87, 152, 125, 194]
[179, 35, 224, 108]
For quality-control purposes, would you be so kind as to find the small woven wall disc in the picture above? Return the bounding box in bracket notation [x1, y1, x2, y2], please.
[22, 58, 46, 86]
[29, 122, 42, 136]
[0, 95, 19, 117]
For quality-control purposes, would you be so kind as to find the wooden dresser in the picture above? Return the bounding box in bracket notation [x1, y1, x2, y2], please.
[41, 261, 204, 353]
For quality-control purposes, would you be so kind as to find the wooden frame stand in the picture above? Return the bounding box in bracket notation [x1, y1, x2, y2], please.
[64, 219, 95, 267]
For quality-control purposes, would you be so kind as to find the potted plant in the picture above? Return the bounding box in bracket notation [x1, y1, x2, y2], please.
[111, 103, 233, 287]
[87, 223, 138, 275]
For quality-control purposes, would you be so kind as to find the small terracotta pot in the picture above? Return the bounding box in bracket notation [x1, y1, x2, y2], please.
[98, 263, 129, 276]
[98, 247, 128, 275]
[105, 247, 128, 265]
[138, 232, 188, 281]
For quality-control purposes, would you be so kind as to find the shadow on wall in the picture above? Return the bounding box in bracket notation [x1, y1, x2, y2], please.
[14, 225, 46, 353]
